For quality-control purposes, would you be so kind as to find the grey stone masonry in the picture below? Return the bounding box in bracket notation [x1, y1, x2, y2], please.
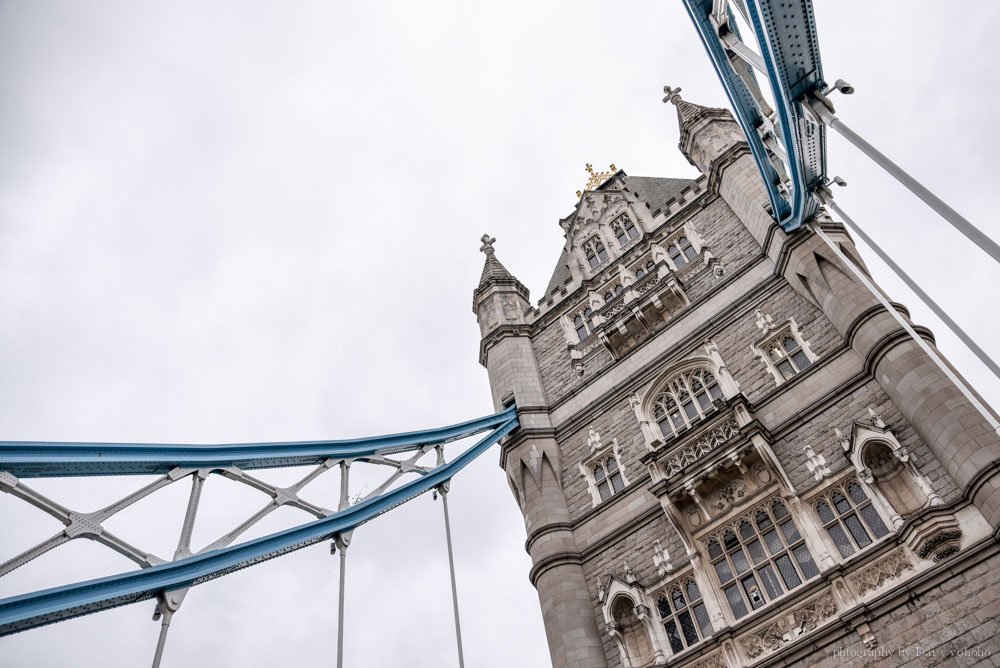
[475, 93, 1000, 668]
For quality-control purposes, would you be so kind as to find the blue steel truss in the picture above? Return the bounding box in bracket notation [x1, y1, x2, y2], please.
[681, 0, 826, 231]
[0, 405, 518, 636]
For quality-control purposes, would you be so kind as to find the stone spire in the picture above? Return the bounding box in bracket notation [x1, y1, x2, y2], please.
[662, 85, 745, 173]
[472, 234, 530, 337]
[478, 234, 517, 285]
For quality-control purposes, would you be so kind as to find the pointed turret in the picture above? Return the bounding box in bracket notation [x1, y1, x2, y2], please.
[663, 85, 746, 174]
[472, 234, 530, 341]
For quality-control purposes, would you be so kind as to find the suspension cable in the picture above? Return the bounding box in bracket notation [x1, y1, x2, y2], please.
[436, 446, 465, 668]
[808, 220, 1000, 435]
[807, 96, 1000, 264]
[817, 192, 1000, 382]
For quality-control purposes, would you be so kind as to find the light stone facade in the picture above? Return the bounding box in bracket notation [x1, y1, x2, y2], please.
[472, 96, 1000, 667]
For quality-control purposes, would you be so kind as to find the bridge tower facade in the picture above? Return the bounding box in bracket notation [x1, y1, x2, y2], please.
[474, 94, 1000, 668]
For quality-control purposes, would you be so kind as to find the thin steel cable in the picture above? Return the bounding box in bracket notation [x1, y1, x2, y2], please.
[824, 197, 1000, 382]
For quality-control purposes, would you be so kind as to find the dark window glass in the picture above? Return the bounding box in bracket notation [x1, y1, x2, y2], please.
[731, 548, 750, 575]
[679, 611, 699, 645]
[707, 539, 722, 560]
[860, 503, 889, 538]
[816, 501, 835, 524]
[828, 523, 855, 558]
[793, 545, 819, 578]
[739, 520, 755, 541]
[757, 563, 783, 599]
[724, 585, 748, 619]
[671, 589, 686, 612]
[791, 349, 811, 370]
[656, 597, 671, 618]
[775, 554, 801, 589]
[762, 529, 783, 555]
[844, 514, 872, 548]
[714, 559, 733, 584]
[693, 603, 712, 637]
[723, 529, 739, 551]
[665, 620, 684, 653]
[779, 520, 802, 544]
[746, 539, 767, 564]
[832, 491, 851, 514]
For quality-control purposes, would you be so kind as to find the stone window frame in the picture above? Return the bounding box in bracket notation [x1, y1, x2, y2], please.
[651, 368, 726, 441]
[811, 478, 891, 560]
[610, 212, 640, 249]
[655, 224, 706, 272]
[632, 258, 657, 280]
[602, 282, 625, 303]
[652, 576, 714, 656]
[750, 318, 819, 386]
[702, 497, 821, 621]
[570, 306, 597, 343]
[578, 429, 629, 507]
[631, 342, 743, 451]
[582, 235, 609, 270]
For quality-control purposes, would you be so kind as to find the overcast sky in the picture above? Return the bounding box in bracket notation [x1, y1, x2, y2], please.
[1, 2, 998, 667]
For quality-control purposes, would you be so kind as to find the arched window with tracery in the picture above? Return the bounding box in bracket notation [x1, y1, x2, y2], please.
[705, 499, 819, 619]
[583, 236, 609, 270]
[655, 579, 712, 654]
[593, 456, 625, 502]
[767, 335, 812, 379]
[603, 283, 624, 302]
[611, 214, 639, 247]
[573, 308, 595, 341]
[635, 259, 656, 279]
[815, 480, 889, 558]
[652, 368, 724, 439]
[667, 236, 697, 268]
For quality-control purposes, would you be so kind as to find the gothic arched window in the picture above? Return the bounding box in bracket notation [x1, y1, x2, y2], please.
[706, 500, 819, 619]
[815, 480, 889, 558]
[667, 236, 698, 268]
[583, 237, 609, 270]
[655, 579, 712, 654]
[593, 456, 625, 501]
[635, 259, 656, 279]
[768, 335, 812, 379]
[611, 214, 639, 247]
[574, 307, 595, 341]
[603, 283, 624, 302]
[652, 368, 724, 439]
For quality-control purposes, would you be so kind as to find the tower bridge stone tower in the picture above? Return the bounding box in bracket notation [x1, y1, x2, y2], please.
[473, 93, 1000, 668]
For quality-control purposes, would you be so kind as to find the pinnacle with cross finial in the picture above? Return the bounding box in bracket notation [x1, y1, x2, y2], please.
[480, 234, 496, 255]
[663, 85, 683, 105]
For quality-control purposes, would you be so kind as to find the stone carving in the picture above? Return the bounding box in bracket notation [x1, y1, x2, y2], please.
[587, 427, 602, 453]
[707, 477, 748, 515]
[849, 548, 914, 595]
[916, 530, 962, 561]
[739, 592, 837, 660]
[623, 561, 636, 584]
[803, 445, 832, 481]
[867, 407, 887, 429]
[754, 308, 775, 333]
[662, 418, 740, 477]
[652, 539, 673, 576]
[687, 652, 727, 668]
[751, 461, 772, 485]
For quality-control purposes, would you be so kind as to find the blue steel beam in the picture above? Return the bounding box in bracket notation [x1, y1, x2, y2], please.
[0, 405, 517, 478]
[0, 411, 519, 635]
[681, 0, 826, 232]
